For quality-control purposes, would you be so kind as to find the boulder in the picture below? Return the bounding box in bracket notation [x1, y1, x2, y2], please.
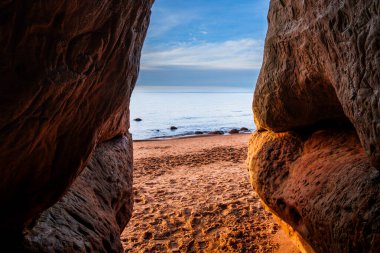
[208, 131, 224, 135]
[228, 129, 240, 134]
[0, 0, 153, 245]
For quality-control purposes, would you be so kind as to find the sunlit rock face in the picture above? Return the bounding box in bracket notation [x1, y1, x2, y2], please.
[0, 0, 153, 249]
[253, 0, 380, 166]
[248, 0, 380, 252]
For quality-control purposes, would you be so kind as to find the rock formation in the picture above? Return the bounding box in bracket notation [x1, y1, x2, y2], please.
[248, 0, 380, 252]
[0, 0, 153, 250]
[23, 136, 133, 252]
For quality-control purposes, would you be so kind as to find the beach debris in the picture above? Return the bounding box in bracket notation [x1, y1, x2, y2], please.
[228, 129, 239, 134]
[170, 126, 178, 130]
[134, 118, 142, 122]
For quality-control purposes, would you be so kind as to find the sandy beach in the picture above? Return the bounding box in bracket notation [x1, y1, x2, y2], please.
[121, 134, 299, 252]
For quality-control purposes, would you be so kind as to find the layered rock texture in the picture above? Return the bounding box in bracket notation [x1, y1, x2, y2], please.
[0, 0, 153, 251]
[24, 136, 133, 252]
[249, 0, 380, 252]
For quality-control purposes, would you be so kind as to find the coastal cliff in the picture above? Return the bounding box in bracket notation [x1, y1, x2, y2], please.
[248, 0, 380, 252]
[0, 0, 153, 251]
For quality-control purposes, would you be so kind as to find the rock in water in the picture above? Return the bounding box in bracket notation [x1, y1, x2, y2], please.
[208, 131, 224, 135]
[134, 118, 143, 122]
[0, 0, 153, 250]
[248, 0, 380, 252]
[170, 126, 178, 130]
[228, 129, 239, 134]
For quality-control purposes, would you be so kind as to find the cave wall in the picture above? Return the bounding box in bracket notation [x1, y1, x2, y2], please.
[23, 136, 133, 252]
[253, 0, 380, 165]
[0, 0, 154, 249]
[248, 0, 380, 252]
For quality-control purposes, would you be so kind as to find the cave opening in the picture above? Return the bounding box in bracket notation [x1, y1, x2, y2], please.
[2, 0, 379, 252]
[120, 1, 298, 252]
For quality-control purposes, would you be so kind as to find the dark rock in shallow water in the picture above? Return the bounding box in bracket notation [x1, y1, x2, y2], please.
[134, 118, 142, 122]
[240, 127, 249, 132]
[228, 129, 239, 134]
[170, 126, 178, 130]
[208, 131, 224, 135]
[195, 131, 204, 135]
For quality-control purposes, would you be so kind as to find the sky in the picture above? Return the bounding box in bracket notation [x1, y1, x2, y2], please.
[136, 0, 270, 90]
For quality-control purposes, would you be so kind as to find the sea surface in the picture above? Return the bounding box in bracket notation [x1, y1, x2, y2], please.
[130, 86, 255, 140]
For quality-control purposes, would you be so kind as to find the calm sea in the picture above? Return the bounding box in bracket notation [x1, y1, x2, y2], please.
[129, 86, 255, 140]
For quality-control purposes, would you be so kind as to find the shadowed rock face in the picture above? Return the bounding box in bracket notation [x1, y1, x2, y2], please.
[249, 0, 380, 252]
[23, 136, 133, 253]
[0, 0, 153, 241]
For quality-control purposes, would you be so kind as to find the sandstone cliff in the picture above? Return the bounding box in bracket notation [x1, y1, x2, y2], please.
[0, 0, 153, 251]
[248, 0, 380, 252]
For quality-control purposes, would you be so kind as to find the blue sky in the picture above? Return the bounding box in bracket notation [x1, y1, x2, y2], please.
[137, 0, 270, 90]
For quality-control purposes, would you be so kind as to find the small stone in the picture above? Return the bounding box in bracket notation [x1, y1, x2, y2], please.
[228, 129, 239, 134]
[208, 131, 224, 135]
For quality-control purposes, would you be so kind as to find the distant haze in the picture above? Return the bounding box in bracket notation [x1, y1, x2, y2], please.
[137, 0, 269, 90]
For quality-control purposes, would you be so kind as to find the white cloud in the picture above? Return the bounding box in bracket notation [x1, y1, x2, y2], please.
[148, 8, 196, 38]
[141, 39, 264, 70]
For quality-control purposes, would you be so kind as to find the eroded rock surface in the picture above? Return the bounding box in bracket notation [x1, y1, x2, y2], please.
[253, 0, 380, 166]
[248, 129, 380, 252]
[23, 136, 133, 253]
[0, 0, 153, 237]
[249, 0, 380, 252]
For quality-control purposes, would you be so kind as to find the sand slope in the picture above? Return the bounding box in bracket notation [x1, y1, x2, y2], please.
[121, 134, 299, 252]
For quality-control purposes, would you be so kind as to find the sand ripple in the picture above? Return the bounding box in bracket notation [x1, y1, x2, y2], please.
[121, 135, 298, 253]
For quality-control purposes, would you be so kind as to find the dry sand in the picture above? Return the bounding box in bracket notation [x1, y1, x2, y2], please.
[121, 134, 299, 253]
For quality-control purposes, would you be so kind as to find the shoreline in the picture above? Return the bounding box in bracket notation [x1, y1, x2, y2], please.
[132, 130, 254, 142]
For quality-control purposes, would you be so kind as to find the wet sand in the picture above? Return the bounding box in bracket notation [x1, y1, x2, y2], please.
[121, 134, 299, 253]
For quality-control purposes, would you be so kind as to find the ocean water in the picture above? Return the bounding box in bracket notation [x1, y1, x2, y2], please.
[129, 86, 255, 140]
